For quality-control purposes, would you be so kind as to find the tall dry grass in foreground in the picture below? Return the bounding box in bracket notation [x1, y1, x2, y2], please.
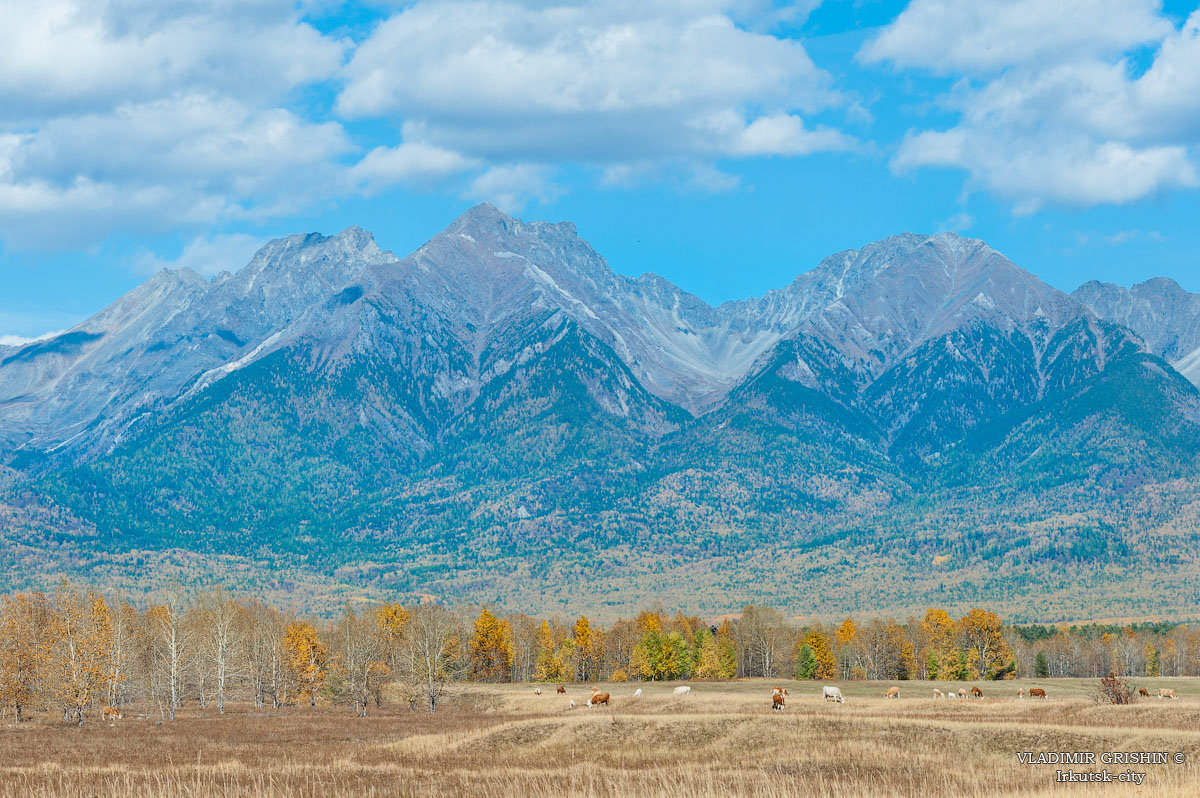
[4, 679, 1200, 797]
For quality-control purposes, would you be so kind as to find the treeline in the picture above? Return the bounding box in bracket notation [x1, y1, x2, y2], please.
[2, 586, 1198, 722]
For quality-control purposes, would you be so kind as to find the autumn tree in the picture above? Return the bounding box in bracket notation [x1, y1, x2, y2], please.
[632, 628, 690, 680]
[572, 616, 603, 682]
[921, 608, 957, 679]
[532, 620, 568, 682]
[794, 631, 837, 680]
[834, 619, 861, 679]
[469, 608, 513, 683]
[0, 592, 55, 722]
[283, 621, 328, 706]
[51, 586, 114, 724]
[960, 609, 1012, 680]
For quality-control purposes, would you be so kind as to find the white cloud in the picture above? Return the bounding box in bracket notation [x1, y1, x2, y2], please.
[133, 233, 267, 277]
[337, 0, 850, 205]
[0, 0, 347, 121]
[465, 164, 563, 212]
[350, 141, 479, 194]
[864, 1, 1200, 210]
[0, 0, 349, 249]
[894, 129, 1196, 211]
[859, 0, 1169, 73]
[0, 96, 352, 248]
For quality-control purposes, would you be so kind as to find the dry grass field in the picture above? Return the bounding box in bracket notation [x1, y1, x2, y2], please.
[4, 679, 1200, 797]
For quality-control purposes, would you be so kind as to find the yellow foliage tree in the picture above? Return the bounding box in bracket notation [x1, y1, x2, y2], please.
[282, 621, 328, 706]
[959, 608, 1011, 680]
[796, 630, 838, 679]
[532, 620, 568, 682]
[0, 592, 55, 722]
[470, 608, 513, 682]
[52, 587, 114, 724]
[572, 616, 603, 682]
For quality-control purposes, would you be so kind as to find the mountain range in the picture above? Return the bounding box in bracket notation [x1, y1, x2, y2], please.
[3, 204, 1199, 621]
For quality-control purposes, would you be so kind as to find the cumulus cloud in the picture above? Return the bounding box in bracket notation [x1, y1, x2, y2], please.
[350, 141, 479, 194]
[859, 0, 1169, 73]
[133, 233, 267, 277]
[0, 0, 347, 121]
[0, 0, 854, 245]
[0, 0, 350, 249]
[0, 95, 352, 248]
[863, 0, 1200, 210]
[337, 0, 851, 204]
[465, 164, 563, 212]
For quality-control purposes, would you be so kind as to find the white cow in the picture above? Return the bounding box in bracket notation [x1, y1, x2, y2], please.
[673, 686, 691, 696]
[822, 686, 845, 703]
[632, 688, 643, 698]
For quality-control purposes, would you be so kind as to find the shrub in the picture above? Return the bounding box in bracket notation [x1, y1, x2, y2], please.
[1097, 672, 1135, 705]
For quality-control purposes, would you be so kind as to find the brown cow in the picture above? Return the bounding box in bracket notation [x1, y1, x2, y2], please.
[1159, 688, 1178, 700]
[1029, 688, 1047, 699]
[885, 686, 900, 699]
[101, 707, 123, 721]
[556, 685, 567, 694]
[971, 686, 983, 699]
[587, 688, 610, 707]
[1138, 687, 1150, 697]
[772, 691, 786, 711]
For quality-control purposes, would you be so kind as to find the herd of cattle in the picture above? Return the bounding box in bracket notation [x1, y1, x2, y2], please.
[538, 683, 1184, 709]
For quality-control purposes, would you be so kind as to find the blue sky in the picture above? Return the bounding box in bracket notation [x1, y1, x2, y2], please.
[3, 0, 1200, 341]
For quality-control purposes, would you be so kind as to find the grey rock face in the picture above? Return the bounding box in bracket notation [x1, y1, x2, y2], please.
[1074, 277, 1200, 385]
[0, 227, 393, 454]
[0, 204, 1168, 463]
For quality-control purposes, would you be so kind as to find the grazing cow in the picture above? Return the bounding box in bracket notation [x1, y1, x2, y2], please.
[101, 707, 123, 721]
[1159, 689, 1178, 700]
[569, 699, 575, 708]
[957, 689, 967, 699]
[772, 691, 787, 711]
[971, 686, 983, 699]
[947, 691, 958, 700]
[885, 686, 900, 699]
[556, 686, 567, 694]
[1138, 687, 1150, 697]
[822, 686, 845, 703]
[1029, 688, 1047, 699]
[587, 688, 610, 707]
[673, 685, 691, 697]
[534, 688, 542, 696]
[1018, 689, 1025, 699]
[932, 688, 944, 699]
[632, 688, 643, 698]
